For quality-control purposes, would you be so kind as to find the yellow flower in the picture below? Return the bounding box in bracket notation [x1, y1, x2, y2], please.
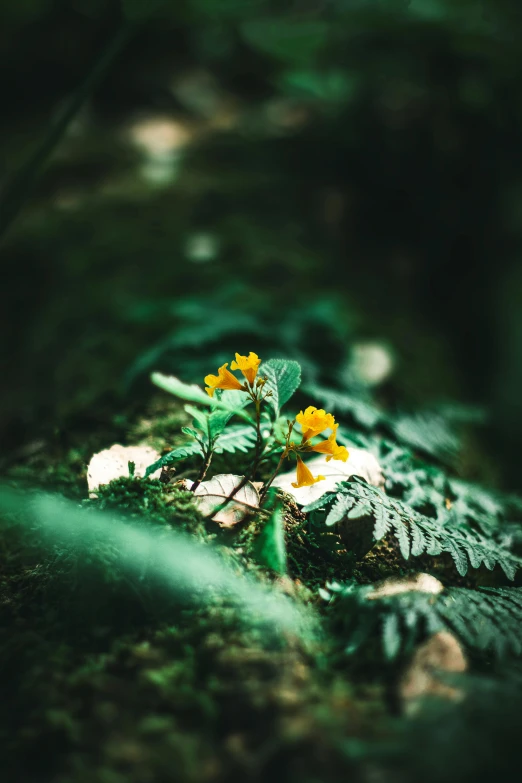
[204, 363, 244, 397]
[296, 406, 336, 441]
[230, 352, 261, 385]
[291, 455, 325, 488]
[311, 424, 349, 462]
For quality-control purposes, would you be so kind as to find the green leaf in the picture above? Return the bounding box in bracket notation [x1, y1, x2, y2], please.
[241, 18, 328, 64]
[151, 373, 253, 421]
[261, 359, 301, 415]
[325, 494, 355, 526]
[254, 494, 287, 575]
[208, 410, 234, 441]
[214, 424, 257, 454]
[152, 372, 212, 405]
[347, 501, 372, 520]
[184, 404, 210, 431]
[182, 426, 201, 440]
[144, 442, 203, 478]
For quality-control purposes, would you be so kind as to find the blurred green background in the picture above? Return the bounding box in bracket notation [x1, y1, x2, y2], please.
[2, 0, 522, 488]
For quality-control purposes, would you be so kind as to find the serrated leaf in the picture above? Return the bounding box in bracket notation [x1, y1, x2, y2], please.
[302, 491, 338, 514]
[255, 501, 287, 575]
[325, 494, 356, 526]
[499, 557, 517, 581]
[208, 410, 234, 440]
[410, 522, 426, 556]
[144, 442, 203, 478]
[214, 424, 257, 454]
[184, 404, 209, 431]
[444, 540, 468, 577]
[374, 504, 392, 540]
[392, 519, 411, 560]
[261, 358, 301, 415]
[181, 426, 201, 439]
[347, 501, 372, 520]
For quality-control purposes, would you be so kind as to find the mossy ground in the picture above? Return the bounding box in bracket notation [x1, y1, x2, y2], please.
[0, 389, 517, 783]
[0, 396, 392, 783]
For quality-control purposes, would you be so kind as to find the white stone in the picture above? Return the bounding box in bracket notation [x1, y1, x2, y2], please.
[367, 573, 444, 600]
[87, 444, 162, 496]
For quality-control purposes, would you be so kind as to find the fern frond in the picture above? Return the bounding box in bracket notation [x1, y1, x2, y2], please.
[212, 424, 257, 454]
[323, 582, 522, 660]
[307, 477, 521, 579]
[144, 441, 204, 477]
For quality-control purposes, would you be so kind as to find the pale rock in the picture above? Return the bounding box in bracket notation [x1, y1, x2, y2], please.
[87, 444, 162, 496]
[367, 573, 444, 601]
[399, 631, 467, 716]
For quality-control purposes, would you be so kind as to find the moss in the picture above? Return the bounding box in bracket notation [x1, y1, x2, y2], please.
[87, 476, 205, 537]
[3, 603, 390, 783]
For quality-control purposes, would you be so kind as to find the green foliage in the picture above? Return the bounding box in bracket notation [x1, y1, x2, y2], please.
[254, 490, 287, 575]
[261, 358, 301, 416]
[389, 412, 461, 466]
[151, 372, 252, 421]
[211, 423, 258, 454]
[380, 439, 522, 539]
[305, 476, 521, 579]
[144, 442, 204, 478]
[0, 483, 313, 637]
[240, 18, 329, 64]
[322, 580, 522, 661]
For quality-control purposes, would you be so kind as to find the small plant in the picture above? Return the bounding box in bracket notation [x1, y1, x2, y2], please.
[147, 352, 349, 509]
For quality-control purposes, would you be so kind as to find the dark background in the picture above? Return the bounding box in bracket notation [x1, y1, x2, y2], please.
[2, 0, 522, 487]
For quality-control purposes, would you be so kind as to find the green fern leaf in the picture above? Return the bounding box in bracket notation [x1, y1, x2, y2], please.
[144, 441, 203, 477]
[213, 424, 257, 454]
[325, 494, 356, 526]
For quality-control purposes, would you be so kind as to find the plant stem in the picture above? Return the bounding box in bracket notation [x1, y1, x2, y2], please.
[259, 451, 287, 504]
[190, 447, 214, 494]
[248, 399, 265, 480]
[0, 23, 135, 244]
[203, 396, 264, 522]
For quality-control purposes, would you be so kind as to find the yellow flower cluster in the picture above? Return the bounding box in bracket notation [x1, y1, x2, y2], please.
[203, 354, 348, 491]
[291, 406, 349, 488]
[204, 352, 261, 397]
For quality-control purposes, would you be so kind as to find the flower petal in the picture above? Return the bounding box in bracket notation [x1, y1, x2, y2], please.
[230, 352, 261, 385]
[204, 363, 244, 397]
[291, 455, 325, 488]
[296, 406, 336, 440]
